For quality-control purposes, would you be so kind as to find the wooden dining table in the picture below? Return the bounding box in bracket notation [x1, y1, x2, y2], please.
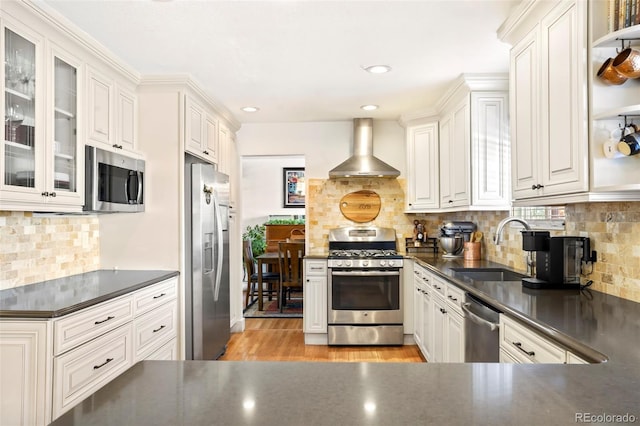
[255, 252, 281, 311]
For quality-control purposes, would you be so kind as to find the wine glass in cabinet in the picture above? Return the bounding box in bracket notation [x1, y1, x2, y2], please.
[3, 26, 37, 190]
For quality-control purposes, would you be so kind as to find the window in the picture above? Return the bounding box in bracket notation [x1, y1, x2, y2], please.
[510, 206, 565, 230]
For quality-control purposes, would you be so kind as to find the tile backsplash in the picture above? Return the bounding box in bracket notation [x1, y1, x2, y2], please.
[0, 211, 99, 290]
[307, 178, 640, 303]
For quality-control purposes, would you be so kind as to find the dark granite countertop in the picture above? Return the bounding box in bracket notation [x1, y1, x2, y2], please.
[0, 270, 179, 318]
[50, 360, 639, 426]
[44, 256, 640, 426]
[411, 254, 640, 365]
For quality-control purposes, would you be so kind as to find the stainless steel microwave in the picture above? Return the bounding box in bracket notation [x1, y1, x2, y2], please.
[84, 146, 145, 213]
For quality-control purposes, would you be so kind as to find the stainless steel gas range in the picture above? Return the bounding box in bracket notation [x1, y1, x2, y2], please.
[327, 227, 404, 345]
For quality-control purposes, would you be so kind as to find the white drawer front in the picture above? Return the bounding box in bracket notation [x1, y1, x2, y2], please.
[305, 260, 327, 276]
[500, 316, 565, 364]
[430, 275, 447, 298]
[54, 296, 133, 355]
[133, 301, 178, 361]
[53, 323, 133, 419]
[132, 277, 178, 317]
[445, 284, 465, 316]
[145, 338, 178, 361]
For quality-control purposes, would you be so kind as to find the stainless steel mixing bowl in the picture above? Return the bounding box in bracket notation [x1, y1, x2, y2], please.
[439, 236, 464, 255]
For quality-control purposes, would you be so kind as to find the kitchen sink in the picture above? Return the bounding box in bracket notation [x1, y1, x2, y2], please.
[450, 268, 526, 282]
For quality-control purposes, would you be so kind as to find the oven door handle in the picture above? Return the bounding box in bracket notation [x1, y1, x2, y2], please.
[331, 271, 400, 277]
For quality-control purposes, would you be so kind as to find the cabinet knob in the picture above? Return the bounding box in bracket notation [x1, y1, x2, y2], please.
[112, 144, 123, 149]
[50, 192, 56, 197]
[448, 200, 453, 204]
[41, 192, 49, 197]
[203, 150, 209, 155]
[531, 184, 545, 190]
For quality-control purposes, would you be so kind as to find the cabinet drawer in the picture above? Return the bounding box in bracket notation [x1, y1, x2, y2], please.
[305, 260, 327, 276]
[429, 275, 447, 298]
[53, 296, 133, 355]
[145, 338, 178, 361]
[500, 315, 565, 364]
[53, 323, 133, 419]
[445, 283, 465, 316]
[133, 301, 178, 361]
[132, 277, 178, 316]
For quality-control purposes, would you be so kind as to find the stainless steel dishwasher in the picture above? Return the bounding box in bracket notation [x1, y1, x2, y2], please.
[462, 293, 501, 362]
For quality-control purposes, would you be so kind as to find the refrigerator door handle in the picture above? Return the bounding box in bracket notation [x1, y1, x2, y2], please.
[213, 194, 224, 301]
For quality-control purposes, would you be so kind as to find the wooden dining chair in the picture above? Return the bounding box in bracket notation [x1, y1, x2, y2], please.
[289, 228, 305, 241]
[277, 241, 305, 312]
[243, 240, 280, 307]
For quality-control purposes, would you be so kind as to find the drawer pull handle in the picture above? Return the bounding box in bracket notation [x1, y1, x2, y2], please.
[448, 295, 458, 302]
[153, 293, 166, 300]
[94, 316, 115, 325]
[153, 325, 166, 333]
[512, 341, 535, 357]
[93, 358, 114, 370]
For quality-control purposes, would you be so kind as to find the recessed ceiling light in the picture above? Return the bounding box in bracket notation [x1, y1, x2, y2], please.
[360, 105, 379, 111]
[241, 106, 260, 113]
[364, 65, 392, 74]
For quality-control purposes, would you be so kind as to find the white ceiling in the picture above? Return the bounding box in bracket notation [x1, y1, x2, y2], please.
[38, 0, 518, 124]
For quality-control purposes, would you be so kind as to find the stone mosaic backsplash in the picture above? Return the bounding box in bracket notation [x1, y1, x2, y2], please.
[307, 178, 640, 303]
[0, 211, 100, 290]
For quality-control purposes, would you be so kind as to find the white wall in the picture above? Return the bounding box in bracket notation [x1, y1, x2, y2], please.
[241, 155, 305, 231]
[237, 120, 406, 179]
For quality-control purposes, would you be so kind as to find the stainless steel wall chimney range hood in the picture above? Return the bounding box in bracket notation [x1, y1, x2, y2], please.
[328, 118, 400, 179]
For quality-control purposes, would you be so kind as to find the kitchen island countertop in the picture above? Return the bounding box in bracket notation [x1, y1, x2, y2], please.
[50, 359, 639, 426]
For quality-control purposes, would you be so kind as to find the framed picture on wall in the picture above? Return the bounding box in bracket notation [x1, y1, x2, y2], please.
[283, 167, 305, 208]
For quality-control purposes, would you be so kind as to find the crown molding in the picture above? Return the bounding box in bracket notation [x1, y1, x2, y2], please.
[139, 74, 241, 132]
[22, 0, 140, 83]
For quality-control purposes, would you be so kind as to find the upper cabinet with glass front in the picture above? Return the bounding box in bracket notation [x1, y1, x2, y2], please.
[1, 18, 83, 211]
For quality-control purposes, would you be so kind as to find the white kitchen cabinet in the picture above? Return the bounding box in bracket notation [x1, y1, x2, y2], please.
[405, 121, 439, 211]
[430, 291, 447, 363]
[439, 97, 470, 208]
[502, 0, 589, 202]
[413, 270, 424, 352]
[402, 75, 509, 213]
[0, 320, 51, 426]
[0, 277, 179, 423]
[87, 66, 138, 154]
[412, 265, 432, 359]
[417, 269, 465, 363]
[304, 259, 328, 334]
[499, 314, 566, 364]
[445, 309, 465, 363]
[1, 20, 84, 212]
[185, 94, 219, 164]
[52, 323, 134, 418]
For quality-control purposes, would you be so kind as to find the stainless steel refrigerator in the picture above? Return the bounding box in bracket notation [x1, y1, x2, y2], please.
[185, 160, 230, 360]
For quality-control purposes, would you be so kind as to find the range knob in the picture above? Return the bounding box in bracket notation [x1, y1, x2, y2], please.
[345, 260, 353, 267]
[380, 260, 387, 267]
[388, 260, 396, 267]
[362, 260, 369, 267]
[336, 260, 343, 267]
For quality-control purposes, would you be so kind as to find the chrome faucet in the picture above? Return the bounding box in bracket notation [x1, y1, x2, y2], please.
[494, 217, 535, 276]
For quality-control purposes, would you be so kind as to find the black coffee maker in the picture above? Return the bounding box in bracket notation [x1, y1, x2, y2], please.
[521, 231, 597, 289]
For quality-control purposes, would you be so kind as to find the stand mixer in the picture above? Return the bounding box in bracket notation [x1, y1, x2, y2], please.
[439, 221, 476, 258]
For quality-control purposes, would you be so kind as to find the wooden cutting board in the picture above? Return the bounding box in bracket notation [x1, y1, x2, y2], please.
[339, 190, 381, 223]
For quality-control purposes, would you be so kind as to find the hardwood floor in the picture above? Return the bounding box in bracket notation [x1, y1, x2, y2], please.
[220, 318, 424, 362]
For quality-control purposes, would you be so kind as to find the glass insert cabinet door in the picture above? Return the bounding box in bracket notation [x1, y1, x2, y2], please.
[53, 55, 77, 193]
[4, 27, 37, 189]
